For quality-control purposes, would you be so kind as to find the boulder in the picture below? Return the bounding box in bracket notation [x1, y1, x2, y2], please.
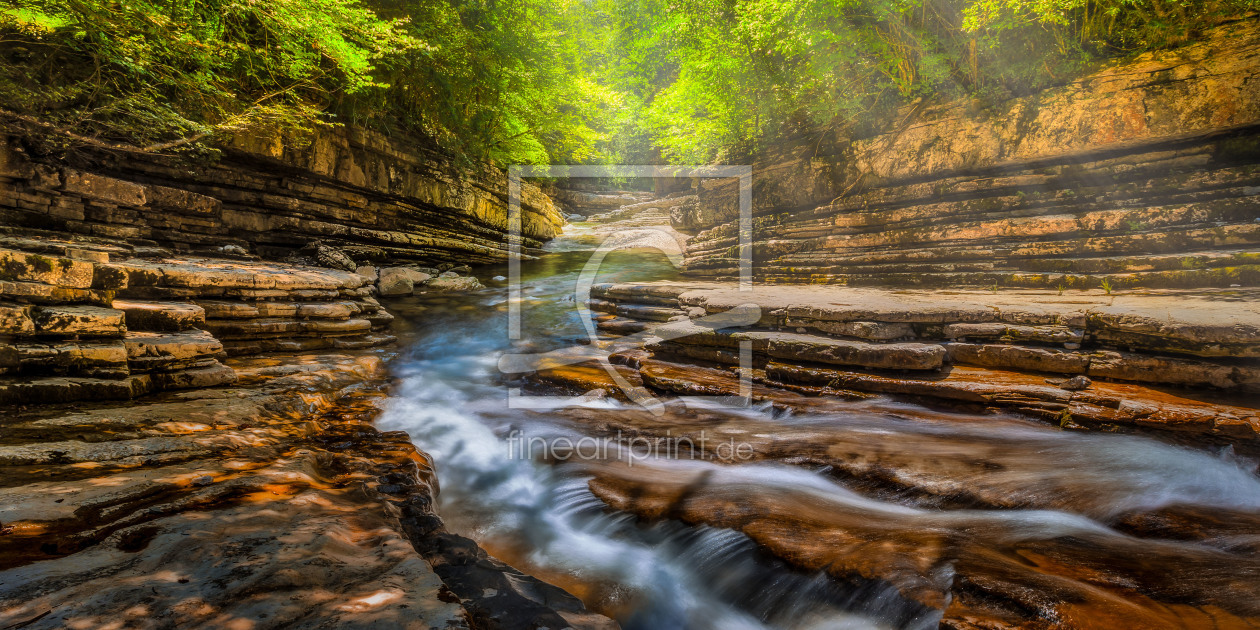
[422, 276, 484, 292]
[216, 244, 249, 257]
[377, 267, 415, 297]
[304, 242, 356, 272]
[354, 265, 378, 282]
[402, 268, 432, 285]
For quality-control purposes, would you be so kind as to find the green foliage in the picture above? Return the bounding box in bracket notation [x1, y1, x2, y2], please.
[1, 0, 1250, 166]
[1058, 406, 1073, 428]
[0, 0, 415, 149]
[963, 0, 1256, 52]
[600, 0, 1257, 163]
[344, 0, 627, 164]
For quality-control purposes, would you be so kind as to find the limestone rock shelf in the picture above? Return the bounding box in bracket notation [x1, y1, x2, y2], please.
[0, 351, 613, 630]
[549, 189, 655, 217]
[0, 237, 398, 405]
[0, 236, 615, 629]
[566, 281, 1260, 445]
[0, 125, 563, 265]
[679, 18, 1260, 290]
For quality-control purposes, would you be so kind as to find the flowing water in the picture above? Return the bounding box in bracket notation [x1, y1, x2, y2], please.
[376, 227, 1260, 629]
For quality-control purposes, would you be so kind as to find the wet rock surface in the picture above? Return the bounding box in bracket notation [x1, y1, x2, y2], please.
[578, 281, 1260, 445]
[0, 350, 613, 629]
[515, 343, 1260, 629]
[581, 454, 1260, 630]
[522, 338, 1260, 629]
[0, 234, 614, 629]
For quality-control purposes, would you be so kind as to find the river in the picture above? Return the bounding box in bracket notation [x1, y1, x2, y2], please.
[376, 226, 1260, 629]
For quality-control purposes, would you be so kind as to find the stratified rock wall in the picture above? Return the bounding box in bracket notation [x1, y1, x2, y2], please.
[0, 130, 616, 629]
[0, 126, 564, 265]
[682, 19, 1260, 289]
[550, 188, 656, 217]
[0, 232, 394, 405]
[585, 281, 1260, 445]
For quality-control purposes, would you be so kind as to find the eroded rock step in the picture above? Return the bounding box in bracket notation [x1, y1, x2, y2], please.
[0, 351, 615, 630]
[0, 236, 617, 629]
[0, 243, 402, 404]
[585, 456, 1260, 630]
[566, 282, 1260, 444]
[531, 367, 1260, 629]
[0, 124, 565, 266]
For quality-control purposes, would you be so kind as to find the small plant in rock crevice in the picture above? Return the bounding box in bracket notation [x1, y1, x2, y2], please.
[1058, 407, 1074, 428]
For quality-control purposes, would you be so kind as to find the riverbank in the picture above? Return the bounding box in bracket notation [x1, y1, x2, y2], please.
[577, 281, 1260, 446]
[0, 236, 616, 628]
[0, 127, 618, 627]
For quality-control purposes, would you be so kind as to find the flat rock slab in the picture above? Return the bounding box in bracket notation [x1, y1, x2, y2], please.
[650, 320, 946, 370]
[0, 248, 94, 289]
[149, 361, 237, 390]
[0, 349, 612, 630]
[119, 257, 367, 292]
[32, 305, 125, 338]
[221, 333, 397, 356]
[944, 322, 1084, 344]
[762, 334, 945, 370]
[0, 374, 152, 406]
[2, 340, 129, 375]
[111, 300, 205, 331]
[528, 361, 645, 402]
[785, 319, 915, 340]
[203, 317, 373, 339]
[0, 280, 112, 306]
[124, 329, 224, 369]
[593, 282, 1260, 357]
[766, 362, 1260, 439]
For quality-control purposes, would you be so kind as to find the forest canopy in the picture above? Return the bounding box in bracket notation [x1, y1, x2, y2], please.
[0, 0, 1252, 165]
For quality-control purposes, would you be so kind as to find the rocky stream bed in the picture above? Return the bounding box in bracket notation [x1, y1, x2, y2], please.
[2, 17, 1260, 629]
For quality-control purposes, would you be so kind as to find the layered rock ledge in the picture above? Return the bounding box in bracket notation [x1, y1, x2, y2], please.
[0, 349, 613, 629]
[1, 126, 563, 265]
[680, 18, 1260, 291]
[0, 203, 612, 626]
[0, 234, 394, 405]
[555, 281, 1260, 446]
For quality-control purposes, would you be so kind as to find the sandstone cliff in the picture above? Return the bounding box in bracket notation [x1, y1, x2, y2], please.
[1, 126, 564, 265]
[680, 18, 1260, 290]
